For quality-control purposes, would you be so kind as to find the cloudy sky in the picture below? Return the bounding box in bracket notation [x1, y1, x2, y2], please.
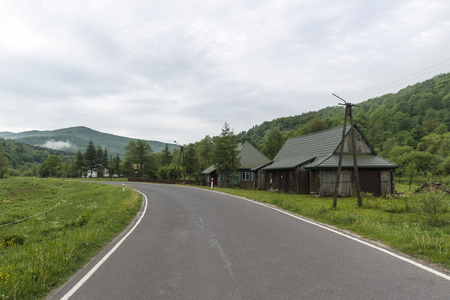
[1, 0, 449, 144]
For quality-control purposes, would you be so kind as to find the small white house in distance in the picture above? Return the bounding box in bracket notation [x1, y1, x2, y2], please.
[84, 169, 109, 178]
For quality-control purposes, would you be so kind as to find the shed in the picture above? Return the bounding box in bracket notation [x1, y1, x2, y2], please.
[263, 125, 397, 196]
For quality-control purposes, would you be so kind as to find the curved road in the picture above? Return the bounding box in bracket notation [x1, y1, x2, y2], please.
[49, 183, 449, 299]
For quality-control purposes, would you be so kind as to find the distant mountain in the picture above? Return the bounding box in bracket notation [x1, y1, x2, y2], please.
[0, 126, 178, 157]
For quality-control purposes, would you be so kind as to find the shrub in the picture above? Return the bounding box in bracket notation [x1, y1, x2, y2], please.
[74, 211, 90, 227]
[2, 233, 25, 247]
[418, 191, 449, 227]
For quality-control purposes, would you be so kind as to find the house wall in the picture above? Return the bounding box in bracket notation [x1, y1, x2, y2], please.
[319, 170, 352, 196]
[265, 168, 309, 194]
[239, 169, 254, 190]
[203, 173, 218, 187]
[381, 170, 394, 195]
[297, 168, 310, 194]
[256, 170, 266, 190]
[310, 171, 320, 195]
[240, 180, 253, 189]
[318, 169, 393, 197]
[267, 167, 393, 196]
[266, 171, 278, 192]
[339, 127, 373, 154]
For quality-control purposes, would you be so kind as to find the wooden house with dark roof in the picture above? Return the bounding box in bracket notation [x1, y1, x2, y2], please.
[201, 141, 271, 189]
[263, 125, 397, 196]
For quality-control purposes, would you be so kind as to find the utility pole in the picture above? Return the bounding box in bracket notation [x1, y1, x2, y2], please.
[332, 94, 362, 208]
[174, 141, 185, 182]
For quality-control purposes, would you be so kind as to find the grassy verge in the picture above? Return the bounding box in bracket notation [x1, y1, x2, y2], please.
[209, 183, 449, 271]
[0, 178, 142, 300]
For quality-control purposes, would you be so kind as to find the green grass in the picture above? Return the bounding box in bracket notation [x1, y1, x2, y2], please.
[0, 178, 142, 300]
[209, 183, 450, 270]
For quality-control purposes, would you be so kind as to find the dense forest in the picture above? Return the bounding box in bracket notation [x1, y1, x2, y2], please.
[0, 139, 73, 177]
[0, 73, 449, 184]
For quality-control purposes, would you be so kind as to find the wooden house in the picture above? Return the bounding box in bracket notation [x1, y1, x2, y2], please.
[263, 125, 397, 196]
[202, 141, 271, 189]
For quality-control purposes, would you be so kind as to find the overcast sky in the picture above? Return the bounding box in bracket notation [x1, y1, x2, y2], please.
[1, 0, 449, 144]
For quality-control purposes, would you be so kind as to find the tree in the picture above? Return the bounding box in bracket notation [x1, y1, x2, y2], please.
[184, 144, 203, 183]
[0, 143, 8, 178]
[157, 164, 178, 180]
[310, 116, 327, 133]
[96, 146, 108, 176]
[213, 122, 240, 187]
[354, 107, 369, 132]
[161, 144, 172, 166]
[438, 156, 450, 176]
[124, 140, 153, 178]
[392, 111, 412, 132]
[41, 155, 62, 177]
[74, 150, 85, 177]
[197, 136, 214, 171]
[109, 154, 121, 177]
[265, 127, 283, 159]
[437, 132, 450, 157]
[417, 134, 442, 155]
[84, 141, 97, 177]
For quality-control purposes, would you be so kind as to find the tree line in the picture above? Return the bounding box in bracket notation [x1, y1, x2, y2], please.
[13, 121, 239, 185]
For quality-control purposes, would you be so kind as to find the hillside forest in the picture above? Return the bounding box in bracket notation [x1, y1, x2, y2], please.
[0, 73, 449, 186]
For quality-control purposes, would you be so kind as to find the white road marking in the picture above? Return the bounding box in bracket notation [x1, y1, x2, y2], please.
[198, 187, 450, 281]
[238, 195, 450, 281]
[197, 216, 242, 300]
[60, 191, 148, 300]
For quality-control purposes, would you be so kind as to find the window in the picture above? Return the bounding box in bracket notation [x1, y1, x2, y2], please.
[242, 172, 250, 181]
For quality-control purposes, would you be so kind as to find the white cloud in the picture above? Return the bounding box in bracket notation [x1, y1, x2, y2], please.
[42, 140, 73, 151]
[0, 0, 449, 144]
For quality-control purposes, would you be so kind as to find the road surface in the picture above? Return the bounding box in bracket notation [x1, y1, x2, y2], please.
[49, 183, 450, 299]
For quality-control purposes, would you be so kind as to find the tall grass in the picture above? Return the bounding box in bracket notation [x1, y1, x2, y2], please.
[214, 184, 450, 270]
[0, 178, 142, 300]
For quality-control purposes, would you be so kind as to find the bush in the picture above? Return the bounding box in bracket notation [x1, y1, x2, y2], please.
[74, 211, 90, 227]
[2, 233, 25, 247]
[418, 191, 449, 227]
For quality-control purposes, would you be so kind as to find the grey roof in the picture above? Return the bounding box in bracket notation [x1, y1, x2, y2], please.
[264, 125, 397, 171]
[238, 141, 271, 169]
[305, 154, 398, 169]
[251, 161, 274, 171]
[273, 125, 350, 161]
[201, 165, 216, 174]
[264, 157, 315, 171]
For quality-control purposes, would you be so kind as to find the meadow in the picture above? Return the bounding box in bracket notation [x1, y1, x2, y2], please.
[215, 182, 449, 271]
[0, 178, 141, 300]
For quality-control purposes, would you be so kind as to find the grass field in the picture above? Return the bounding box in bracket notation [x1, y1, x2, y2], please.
[211, 182, 449, 271]
[0, 178, 141, 300]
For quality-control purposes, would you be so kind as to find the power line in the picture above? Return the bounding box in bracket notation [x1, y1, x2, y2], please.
[351, 57, 450, 102]
[0, 196, 64, 228]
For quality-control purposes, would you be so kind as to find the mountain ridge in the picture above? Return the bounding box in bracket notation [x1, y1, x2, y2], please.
[0, 126, 178, 156]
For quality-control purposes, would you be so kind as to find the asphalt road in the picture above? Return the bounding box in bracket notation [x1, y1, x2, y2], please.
[49, 183, 450, 299]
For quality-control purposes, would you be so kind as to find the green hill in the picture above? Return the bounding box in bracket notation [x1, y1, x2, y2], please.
[0, 126, 178, 157]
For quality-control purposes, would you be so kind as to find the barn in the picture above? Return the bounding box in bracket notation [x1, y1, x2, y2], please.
[263, 125, 397, 196]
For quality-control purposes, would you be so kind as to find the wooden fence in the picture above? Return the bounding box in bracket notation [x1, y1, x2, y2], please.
[128, 178, 193, 185]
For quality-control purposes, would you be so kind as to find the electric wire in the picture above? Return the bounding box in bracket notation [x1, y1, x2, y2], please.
[350, 57, 450, 102]
[0, 195, 64, 228]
